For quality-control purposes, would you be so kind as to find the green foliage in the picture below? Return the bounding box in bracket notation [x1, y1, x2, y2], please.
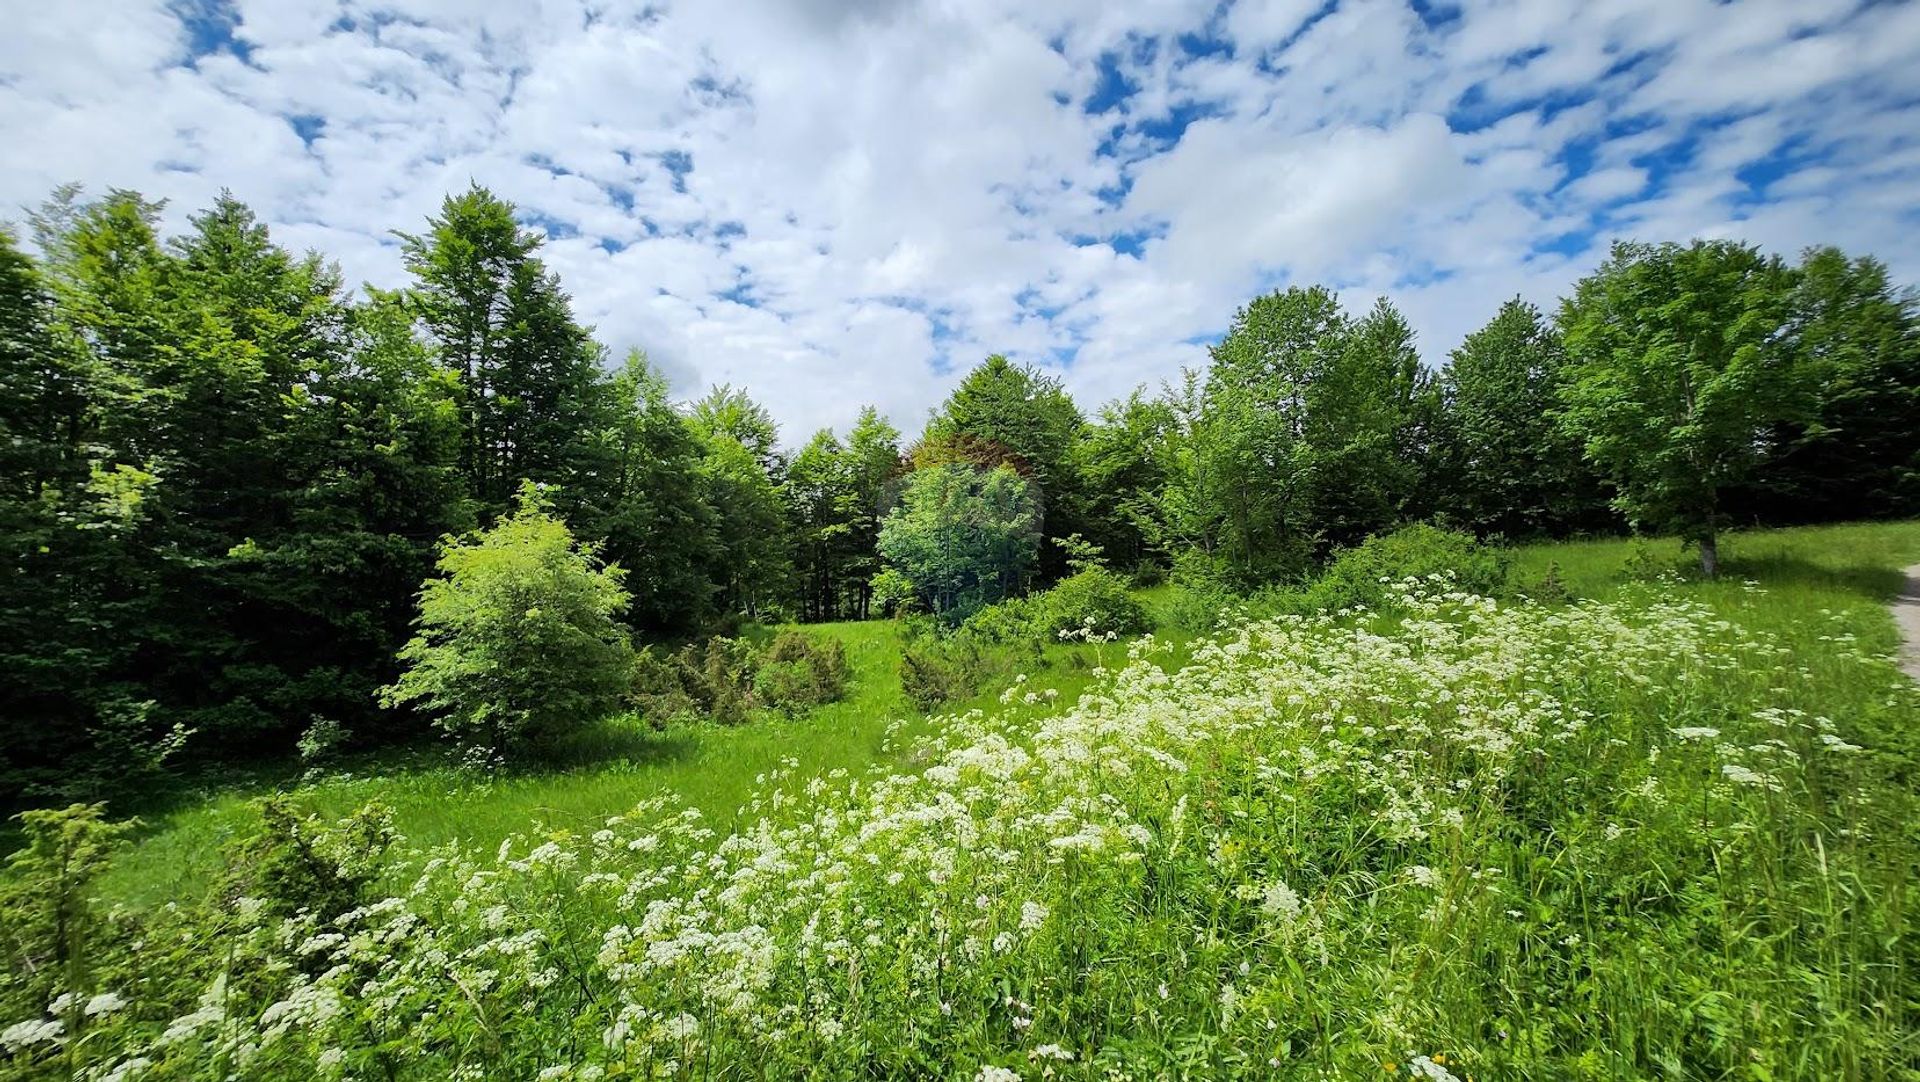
[1559, 239, 1803, 575]
[398, 185, 605, 518]
[920, 354, 1087, 579]
[896, 630, 1033, 713]
[1030, 567, 1152, 640]
[1075, 391, 1176, 570]
[0, 804, 136, 1011]
[1734, 246, 1920, 523]
[1159, 288, 1437, 586]
[222, 797, 396, 922]
[630, 636, 760, 727]
[1430, 298, 1612, 536]
[380, 484, 633, 751]
[1305, 523, 1511, 612]
[875, 463, 1040, 623]
[570, 352, 716, 634]
[695, 429, 792, 621]
[753, 631, 851, 716]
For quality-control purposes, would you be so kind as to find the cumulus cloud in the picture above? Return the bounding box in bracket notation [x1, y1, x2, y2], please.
[3, 0, 1916, 442]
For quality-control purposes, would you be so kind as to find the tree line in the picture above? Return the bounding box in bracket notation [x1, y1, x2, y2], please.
[2, 182, 1914, 802]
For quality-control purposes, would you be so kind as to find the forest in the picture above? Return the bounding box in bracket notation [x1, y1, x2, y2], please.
[2, 182, 1917, 806]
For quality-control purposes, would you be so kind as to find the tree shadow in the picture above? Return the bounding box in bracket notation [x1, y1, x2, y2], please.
[1716, 554, 1910, 603]
[525, 714, 700, 773]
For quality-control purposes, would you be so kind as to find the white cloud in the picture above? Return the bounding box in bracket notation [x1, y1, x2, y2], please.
[2, 0, 1916, 444]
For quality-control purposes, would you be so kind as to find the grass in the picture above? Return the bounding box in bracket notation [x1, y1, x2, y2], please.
[78, 520, 1920, 912]
[11, 518, 1917, 1079]
[91, 520, 1920, 909]
[97, 618, 1119, 908]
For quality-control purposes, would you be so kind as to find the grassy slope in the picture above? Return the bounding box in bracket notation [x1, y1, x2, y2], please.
[97, 519, 1920, 908]
[99, 620, 1116, 907]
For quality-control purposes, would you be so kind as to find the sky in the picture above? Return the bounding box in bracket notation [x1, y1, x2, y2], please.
[4, 0, 1918, 442]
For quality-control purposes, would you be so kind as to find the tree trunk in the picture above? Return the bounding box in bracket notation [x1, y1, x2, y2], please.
[1699, 531, 1719, 580]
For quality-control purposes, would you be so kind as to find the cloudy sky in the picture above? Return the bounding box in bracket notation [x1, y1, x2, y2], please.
[4, 0, 1918, 441]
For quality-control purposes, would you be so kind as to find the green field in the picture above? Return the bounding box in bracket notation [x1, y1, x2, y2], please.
[10, 519, 1920, 1080]
[95, 520, 1920, 908]
[97, 620, 1128, 909]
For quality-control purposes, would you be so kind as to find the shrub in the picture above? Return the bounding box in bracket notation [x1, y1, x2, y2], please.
[1031, 567, 1151, 640]
[379, 483, 634, 752]
[754, 632, 851, 715]
[0, 804, 137, 1011]
[1304, 523, 1510, 612]
[631, 636, 759, 727]
[1164, 575, 1244, 633]
[222, 798, 396, 922]
[898, 628, 1037, 712]
[954, 595, 1042, 645]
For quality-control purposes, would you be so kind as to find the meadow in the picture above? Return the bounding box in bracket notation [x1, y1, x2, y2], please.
[5, 520, 1920, 1080]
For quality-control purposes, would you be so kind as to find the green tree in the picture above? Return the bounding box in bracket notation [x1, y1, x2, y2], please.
[1558, 239, 1801, 576]
[690, 383, 782, 473]
[785, 428, 857, 621]
[1732, 247, 1920, 523]
[569, 352, 717, 633]
[1431, 298, 1612, 536]
[684, 384, 790, 620]
[843, 406, 903, 618]
[876, 464, 1040, 623]
[1173, 286, 1348, 583]
[1306, 296, 1432, 546]
[1076, 390, 1176, 571]
[0, 224, 166, 802]
[697, 431, 793, 620]
[380, 484, 633, 751]
[398, 186, 606, 517]
[920, 355, 1085, 580]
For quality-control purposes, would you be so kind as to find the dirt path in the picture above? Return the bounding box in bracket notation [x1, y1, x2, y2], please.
[1897, 565, 1920, 682]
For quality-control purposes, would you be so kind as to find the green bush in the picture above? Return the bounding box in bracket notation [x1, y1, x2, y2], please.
[0, 804, 137, 1012]
[1164, 575, 1244, 633]
[222, 798, 396, 922]
[378, 484, 634, 753]
[1304, 523, 1510, 612]
[1031, 567, 1151, 641]
[953, 595, 1042, 644]
[631, 636, 759, 726]
[753, 631, 851, 716]
[898, 625, 1038, 712]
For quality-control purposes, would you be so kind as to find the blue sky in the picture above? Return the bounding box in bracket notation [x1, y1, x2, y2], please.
[4, 0, 1918, 439]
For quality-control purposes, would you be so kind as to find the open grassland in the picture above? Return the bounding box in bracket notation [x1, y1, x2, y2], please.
[6, 519, 1920, 1080]
[96, 622, 1121, 909]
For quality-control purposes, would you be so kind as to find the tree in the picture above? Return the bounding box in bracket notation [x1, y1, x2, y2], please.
[1172, 286, 1349, 583]
[1731, 247, 1920, 523]
[697, 431, 792, 620]
[380, 484, 633, 751]
[398, 185, 606, 518]
[1431, 298, 1611, 537]
[569, 352, 717, 633]
[1305, 296, 1432, 547]
[920, 355, 1085, 580]
[684, 383, 790, 620]
[843, 406, 903, 618]
[690, 384, 782, 474]
[784, 428, 856, 622]
[1076, 390, 1176, 572]
[0, 224, 167, 802]
[1558, 239, 1800, 576]
[875, 464, 1040, 623]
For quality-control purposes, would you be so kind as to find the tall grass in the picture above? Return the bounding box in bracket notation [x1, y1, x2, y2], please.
[7, 548, 1916, 1078]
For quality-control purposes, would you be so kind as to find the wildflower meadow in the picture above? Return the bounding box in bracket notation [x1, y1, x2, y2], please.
[5, 570, 1915, 1080]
